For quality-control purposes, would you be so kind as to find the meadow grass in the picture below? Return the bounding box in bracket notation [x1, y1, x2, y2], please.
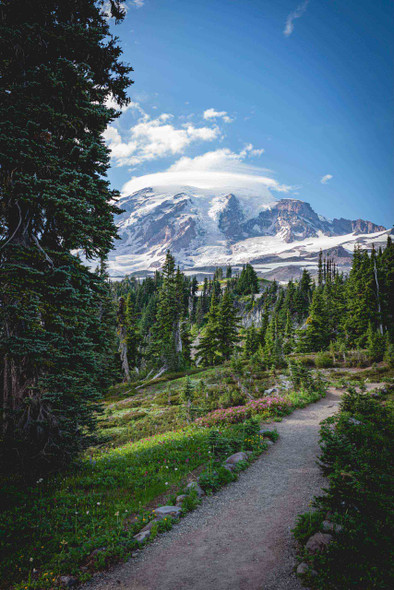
[1, 364, 327, 589]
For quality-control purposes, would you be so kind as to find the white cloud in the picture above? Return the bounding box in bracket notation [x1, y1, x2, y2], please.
[240, 143, 264, 157]
[203, 108, 233, 123]
[102, 1, 144, 20]
[105, 95, 145, 114]
[104, 108, 220, 167]
[284, 0, 310, 37]
[321, 174, 333, 184]
[121, 147, 292, 197]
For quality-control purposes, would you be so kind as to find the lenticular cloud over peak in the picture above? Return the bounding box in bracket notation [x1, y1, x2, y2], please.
[121, 148, 292, 198]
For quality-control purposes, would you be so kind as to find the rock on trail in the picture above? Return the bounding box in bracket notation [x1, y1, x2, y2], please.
[83, 388, 343, 590]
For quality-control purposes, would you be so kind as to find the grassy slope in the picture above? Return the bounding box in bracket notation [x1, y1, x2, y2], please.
[5, 362, 391, 589]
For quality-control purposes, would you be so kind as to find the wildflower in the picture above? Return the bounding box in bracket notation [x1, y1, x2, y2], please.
[97, 502, 101, 505]
[115, 511, 119, 517]
[165, 482, 168, 485]
[29, 557, 33, 562]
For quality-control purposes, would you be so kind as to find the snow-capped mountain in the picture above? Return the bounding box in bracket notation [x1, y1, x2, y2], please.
[107, 185, 390, 280]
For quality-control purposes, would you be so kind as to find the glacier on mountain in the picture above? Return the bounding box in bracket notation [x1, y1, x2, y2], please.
[106, 185, 389, 280]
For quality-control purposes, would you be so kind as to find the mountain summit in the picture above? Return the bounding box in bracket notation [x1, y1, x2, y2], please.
[107, 186, 389, 280]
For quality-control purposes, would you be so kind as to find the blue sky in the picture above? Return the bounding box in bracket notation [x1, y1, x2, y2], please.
[105, 0, 393, 226]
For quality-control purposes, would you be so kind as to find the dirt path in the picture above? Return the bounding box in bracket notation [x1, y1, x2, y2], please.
[84, 388, 343, 590]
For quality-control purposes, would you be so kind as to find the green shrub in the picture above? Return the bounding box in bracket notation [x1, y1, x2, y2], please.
[294, 387, 394, 589]
[292, 511, 325, 545]
[198, 470, 221, 493]
[208, 430, 235, 461]
[246, 417, 260, 434]
[315, 352, 333, 369]
[259, 429, 279, 442]
[181, 489, 200, 513]
[217, 465, 237, 485]
[219, 386, 247, 408]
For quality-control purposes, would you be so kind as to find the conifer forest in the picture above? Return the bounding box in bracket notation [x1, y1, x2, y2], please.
[0, 2, 393, 590]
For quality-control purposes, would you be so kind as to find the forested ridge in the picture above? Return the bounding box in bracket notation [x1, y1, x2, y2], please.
[112, 242, 394, 381]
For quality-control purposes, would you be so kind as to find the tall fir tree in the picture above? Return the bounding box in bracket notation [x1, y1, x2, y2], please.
[215, 290, 240, 360]
[0, 0, 132, 472]
[299, 288, 330, 352]
[243, 324, 260, 359]
[125, 293, 141, 370]
[380, 237, 394, 339]
[236, 263, 259, 295]
[343, 247, 377, 346]
[195, 291, 220, 366]
[151, 251, 184, 371]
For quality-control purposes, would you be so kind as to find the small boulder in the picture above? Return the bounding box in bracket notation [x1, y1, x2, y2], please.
[186, 482, 205, 497]
[265, 440, 274, 447]
[305, 532, 333, 553]
[296, 562, 309, 576]
[133, 529, 151, 544]
[321, 520, 343, 534]
[140, 518, 160, 532]
[153, 505, 182, 519]
[175, 494, 187, 505]
[60, 576, 77, 588]
[264, 387, 279, 395]
[225, 452, 248, 465]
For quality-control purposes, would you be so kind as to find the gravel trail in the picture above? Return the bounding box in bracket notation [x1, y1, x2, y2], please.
[83, 388, 342, 590]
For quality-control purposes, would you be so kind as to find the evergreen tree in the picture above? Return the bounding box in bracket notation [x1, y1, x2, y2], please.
[117, 296, 130, 381]
[259, 301, 270, 346]
[283, 310, 295, 354]
[140, 293, 158, 337]
[181, 376, 194, 423]
[295, 269, 312, 318]
[151, 251, 183, 371]
[181, 321, 192, 366]
[343, 247, 377, 347]
[196, 291, 220, 366]
[318, 250, 323, 287]
[299, 288, 330, 351]
[243, 324, 260, 359]
[125, 293, 141, 370]
[0, 0, 132, 472]
[215, 290, 241, 360]
[189, 276, 198, 322]
[262, 317, 284, 369]
[366, 323, 385, 362]
[236, 263, 259, 295]
[380, 237, 394, 339]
